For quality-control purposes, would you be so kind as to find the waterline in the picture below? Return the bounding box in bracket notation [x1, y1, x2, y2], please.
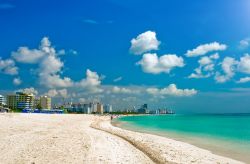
[113, 114, 250, 163]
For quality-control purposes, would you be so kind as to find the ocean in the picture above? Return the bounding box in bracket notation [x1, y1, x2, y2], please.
[113, 114, 250, 163]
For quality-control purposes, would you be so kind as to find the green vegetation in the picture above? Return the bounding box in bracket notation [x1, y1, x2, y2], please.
[108, 111, 139, 115]
[10, 108, 23, 113]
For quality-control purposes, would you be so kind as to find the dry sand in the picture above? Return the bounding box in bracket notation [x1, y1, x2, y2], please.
[0, 113, 153, 164]
[0, 113, 244, 164]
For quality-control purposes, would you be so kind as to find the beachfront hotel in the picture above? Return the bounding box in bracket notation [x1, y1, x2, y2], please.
[7, 92, 34, 110]
[0, 95, 6, 105]
[104, 104, 112, 113]
[97, 103, 104, 114]
[39, 96, 51, 109]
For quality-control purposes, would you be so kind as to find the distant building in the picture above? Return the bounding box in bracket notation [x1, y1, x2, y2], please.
[34, 98, 40, 109]
[89, 102, 98, 113]
[104, 104, 112, 113]
[138, 104, 149, 114]
[159, 109, 167, 114]
[40, 96, 51, 109]
[66, 103, 91, 114]
[97, 103, 103, 114]
[0, 95, 6, 105]
[83, 104, 91, 114]
[7, 92, 34, 110]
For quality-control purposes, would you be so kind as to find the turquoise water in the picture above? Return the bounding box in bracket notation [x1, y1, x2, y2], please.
[114, 114, 250, 162]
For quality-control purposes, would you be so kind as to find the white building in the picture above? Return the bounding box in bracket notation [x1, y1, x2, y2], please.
[0, 95, 6, 105]
[97, 103, 103, 114]
[40, 96, 51, 109]
[104, 104, 112, 113]
[7, 92, 34, 110]
[90, 102, 98, 113]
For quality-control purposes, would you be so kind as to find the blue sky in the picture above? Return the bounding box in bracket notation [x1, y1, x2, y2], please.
[0, 0, 250, 113]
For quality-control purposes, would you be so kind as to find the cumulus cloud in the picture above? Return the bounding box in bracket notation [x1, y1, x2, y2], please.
[45, 89, 68, 98]
[214, 54, 250, 83]
[12, 47, 45, 64]
[130, 31, 161, 55]
[185, 42, 227, 57]
[215, 57, 238, 83]
[237, 54, 250, 74]
[76, 69, 103, 93]
[136, 53, 184, 74]
[188, 53, 219, 79]
[12, 37, 74, 88]
[13, 77, 22, 85]
[147, 84, 197, 97]
[239, 38, 250, 50]
[17, 87, 38, 95]
[236, 77, 250, 83]
[0, 58, 18, 75]
[112, 86, 135, 94]
[46, 89, 58, 97]
[40, 75, 73, 88]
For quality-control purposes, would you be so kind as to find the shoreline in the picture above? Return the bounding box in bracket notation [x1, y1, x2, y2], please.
[0, 113, 244, 164]
[92, 115, 244, 164]
[111, 114, 250, 163]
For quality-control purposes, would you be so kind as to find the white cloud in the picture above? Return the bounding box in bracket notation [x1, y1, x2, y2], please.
[13, 77, 22, 86]
[198, 56, 212, 66]
[46, 89, 58, 97]
[113, 76, 122, 82]
[45, 89, 68, 98]
[130, 31, 161, 55]
[188, 53, 219, 79]
[237, 54, 250, 74]
[239, 38, 250, 50]
[209, 53, 220, 60]
[185, 42, 227, 57]
[12, 37, 74, 88]
[236, 77, 250, 83]
[188, 68, 211, 79]
[12, 47, 45, 64]
[76, 69, 103, 93]
[17, 87, 38, 95]
[215, 57, 238, 83]
[40, 75, 73, 88]
[147, 84, 197, 97]
[112, 86, 134, 94]
[0, 58, 18, 75]
[137, 53, 184, 74]
[58, 89, 68, 98]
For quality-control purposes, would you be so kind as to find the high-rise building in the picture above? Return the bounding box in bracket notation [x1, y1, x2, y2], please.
[104, 104, 112, 113]
[0, 95, 6, 105]
[138, 104, 148, 114]
[7, 92, 34, 110]
[83, 104, 91, 114]
[97, 103, 103, 114]
[39, 96, 51, 109]
[89, 102, 98, 113]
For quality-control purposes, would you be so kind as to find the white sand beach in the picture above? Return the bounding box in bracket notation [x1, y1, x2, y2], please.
[0, 113, 244, 164]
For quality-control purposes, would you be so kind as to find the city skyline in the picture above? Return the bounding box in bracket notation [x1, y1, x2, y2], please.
[1, 0, 250, 113]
